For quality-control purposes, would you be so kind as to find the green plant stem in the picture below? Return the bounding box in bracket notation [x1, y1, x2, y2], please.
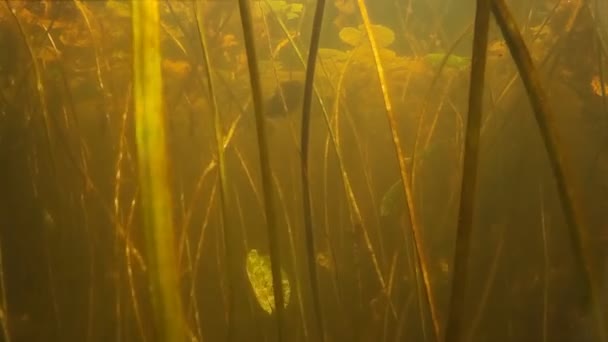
[131, 1, 185, 341]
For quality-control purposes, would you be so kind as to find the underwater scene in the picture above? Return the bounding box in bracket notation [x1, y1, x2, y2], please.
[0, 0, 607, 341]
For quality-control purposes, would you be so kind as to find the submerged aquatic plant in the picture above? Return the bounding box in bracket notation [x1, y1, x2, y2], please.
[246, 249, 291, 315]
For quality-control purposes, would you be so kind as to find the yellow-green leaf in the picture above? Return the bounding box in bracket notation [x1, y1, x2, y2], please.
[246, 249, 291, 314]
[424, 53, 471, 70]
[339, 25, 395, 48]
[318, 48, 349, 62]
[339, 27, 362, 47]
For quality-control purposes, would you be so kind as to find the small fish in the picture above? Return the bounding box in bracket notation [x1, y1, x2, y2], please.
[264, 80, 304, 118]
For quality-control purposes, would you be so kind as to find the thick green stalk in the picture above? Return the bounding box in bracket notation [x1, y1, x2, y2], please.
[131, 1, 185, 341]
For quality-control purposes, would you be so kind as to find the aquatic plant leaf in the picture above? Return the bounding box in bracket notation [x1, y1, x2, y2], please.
[354, 46, 397, 64]
[424, 53, 471, 70]
[360, 24, 395, 48]
[265, 1, 303, 20]
[380, 179, 405, 217]
[267, 0, 288, 12]
[287, 4, 304, 19]
[246, 249, 291, 314]
[318, 48, 349, 62]
[339, 27, 362, 47]
[339, 25, 395, 48]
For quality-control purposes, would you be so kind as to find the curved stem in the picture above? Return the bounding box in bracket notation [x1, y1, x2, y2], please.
[300, 0, 327, 341]
[492, 0, 607, 341]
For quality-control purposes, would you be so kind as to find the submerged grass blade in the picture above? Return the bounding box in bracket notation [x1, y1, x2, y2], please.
[356, 0, 439, 339]
[131, 1, 185, 341]
[0, 236, 10, 342]
[444, 0, 491, 341]
[193, 2, 236, 337]
[5, 0, 57, 184]
[263, 1, 392, 315]
[491, 0, 607, 341]
[237, 1, 285, 340]
[272, 172, 310, 339]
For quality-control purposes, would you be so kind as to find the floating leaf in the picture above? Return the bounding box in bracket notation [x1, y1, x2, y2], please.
[246, 249, 291, 314]
[318, 48, 349, 62]
[354, 46, 398, 65]
[265, 1, 303, 20]
[339, 24, 395, 48]
[287, 4, 304, 19]
[339, 27, 362, 47]
[267, 0, 288, 12]
[424, 53, 471, 70]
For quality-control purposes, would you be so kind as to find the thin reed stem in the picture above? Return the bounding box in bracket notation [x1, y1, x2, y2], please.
[236, 1, 285, 340]
[193, 2, 236, 339]
[300, 0, 327, 340]
[356, 0, 439, 339]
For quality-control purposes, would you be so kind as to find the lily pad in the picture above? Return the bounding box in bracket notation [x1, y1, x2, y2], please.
[424, 53, 471, 70]
[246, 249, 291, 314]
[265, 1, 303, 20]
[318, 48, 349, 62]
[339, 24, 395, 48]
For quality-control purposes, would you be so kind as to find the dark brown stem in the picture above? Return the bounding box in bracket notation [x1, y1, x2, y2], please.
[444, 0, 491, 340]
[492, 0, 607, 341]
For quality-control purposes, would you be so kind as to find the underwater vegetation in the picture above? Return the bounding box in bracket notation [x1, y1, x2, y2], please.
[0, 0, 607, 342]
